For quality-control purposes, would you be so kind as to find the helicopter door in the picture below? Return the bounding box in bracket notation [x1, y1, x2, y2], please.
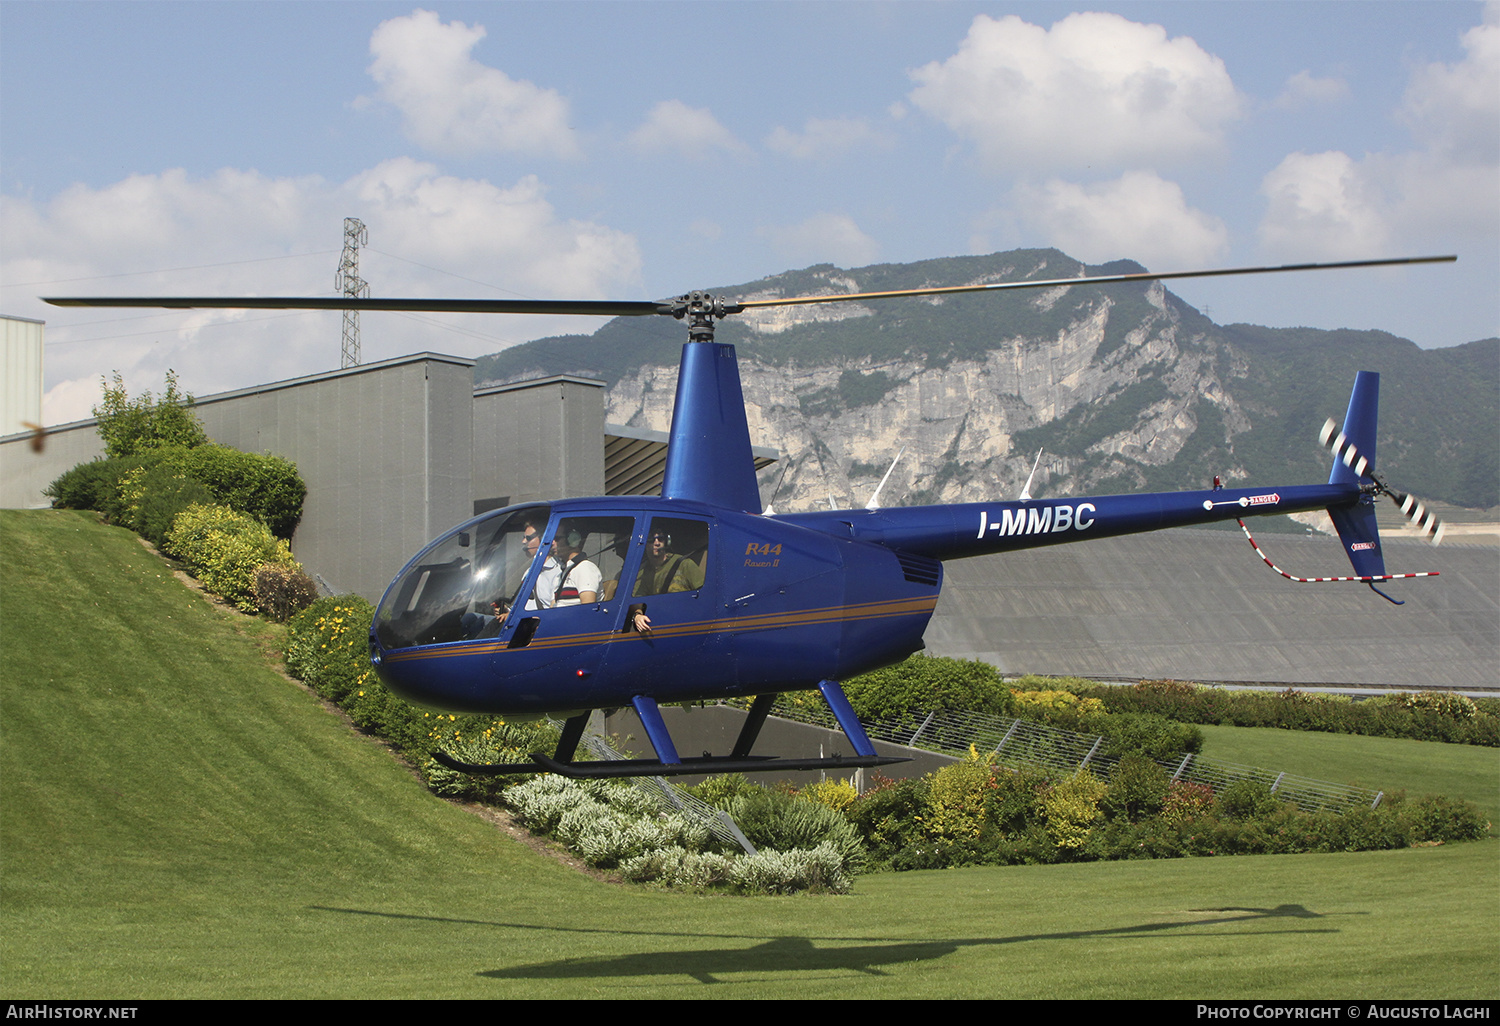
[506, 514, 640, 657]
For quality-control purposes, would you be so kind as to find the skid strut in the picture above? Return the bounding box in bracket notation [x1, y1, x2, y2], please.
[434, 681, 907, 780]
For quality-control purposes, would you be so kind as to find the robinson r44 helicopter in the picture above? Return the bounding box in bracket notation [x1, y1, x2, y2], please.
[45, 253, 1456, 779]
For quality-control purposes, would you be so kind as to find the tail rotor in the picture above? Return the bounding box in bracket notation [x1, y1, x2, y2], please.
[1319, 418, 1447, 545]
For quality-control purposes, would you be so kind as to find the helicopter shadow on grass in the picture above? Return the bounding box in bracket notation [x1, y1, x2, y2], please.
[311, 903, 1354, 984]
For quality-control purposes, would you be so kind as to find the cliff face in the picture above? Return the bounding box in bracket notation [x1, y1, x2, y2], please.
[606, 275, 1249, 511]
[476, 250, 1498, 512]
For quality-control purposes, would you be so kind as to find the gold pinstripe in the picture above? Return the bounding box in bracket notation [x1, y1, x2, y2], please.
[382, 594, 939, 664]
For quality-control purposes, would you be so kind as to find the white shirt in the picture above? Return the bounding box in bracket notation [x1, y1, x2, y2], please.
[526, 556, 558, 610]
[550, 557, 601, 607]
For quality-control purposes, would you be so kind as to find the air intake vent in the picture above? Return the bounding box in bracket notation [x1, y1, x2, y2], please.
[894, 550, 941, 587]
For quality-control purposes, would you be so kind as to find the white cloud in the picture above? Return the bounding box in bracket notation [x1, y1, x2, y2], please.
[758, 213, 880, 269]
[1013, 172, 1229, 268]
[364, 9, 579, 158]
[4, 161, 642, 424]
[1257, 151, 1392, 259]
[764, 117, 892, 161]
[629, 100, 749, 159]
[908, 12, 1242, 172]
[1398, 10, 1499, 165]
[1258, 8, 1498, 260]
[1272, 70, 1350, 110]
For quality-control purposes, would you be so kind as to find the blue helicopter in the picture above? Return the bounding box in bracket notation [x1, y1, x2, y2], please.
[45, 254, 1454, 779]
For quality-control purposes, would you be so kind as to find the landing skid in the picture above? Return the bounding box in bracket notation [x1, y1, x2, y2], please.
[433, 680, 908, 780]
[433, 750, 907, 780]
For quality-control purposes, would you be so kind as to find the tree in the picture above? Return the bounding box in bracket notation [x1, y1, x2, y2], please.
[93, 370, 209, 458]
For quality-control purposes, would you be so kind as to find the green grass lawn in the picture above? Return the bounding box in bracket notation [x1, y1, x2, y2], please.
[1199, 723, 1500, 831]
[3, 510, 1495, 998]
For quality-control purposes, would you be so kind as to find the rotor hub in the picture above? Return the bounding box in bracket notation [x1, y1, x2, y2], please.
[663, 291, 746, 343]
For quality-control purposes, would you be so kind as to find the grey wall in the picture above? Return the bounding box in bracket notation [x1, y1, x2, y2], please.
[0, 419, 104, 509]
[191, 353, 475, 599]
[925, 528, 1499, 689]
[473, 375, 605, 510]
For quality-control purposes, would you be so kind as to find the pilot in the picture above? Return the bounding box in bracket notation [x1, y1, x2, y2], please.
[539, 526, 600, 607]
[461, 520, 547, 636]
[521, 521, 555, 610]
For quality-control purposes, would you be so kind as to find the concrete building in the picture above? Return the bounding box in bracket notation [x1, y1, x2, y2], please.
[2, 316, 44, 440]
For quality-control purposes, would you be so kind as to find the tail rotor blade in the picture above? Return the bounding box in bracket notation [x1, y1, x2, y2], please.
[1317, 418, 1445, 545]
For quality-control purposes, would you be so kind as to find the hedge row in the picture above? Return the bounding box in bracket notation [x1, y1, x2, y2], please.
[1069, 679, 1499, 747]
[47, 443, 305, 544]
[845, 756, 1490, 872]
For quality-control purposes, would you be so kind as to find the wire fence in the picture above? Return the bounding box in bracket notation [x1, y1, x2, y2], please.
[763, 701, 1385, 813]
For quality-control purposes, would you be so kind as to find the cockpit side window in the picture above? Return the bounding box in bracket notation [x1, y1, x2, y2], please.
[631, 517, 709, 598]
[530, 516, 635, 611]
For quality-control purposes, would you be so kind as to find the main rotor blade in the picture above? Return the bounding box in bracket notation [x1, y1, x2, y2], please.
[737, 255, 1458, 309]
[41, 296, 667, 317]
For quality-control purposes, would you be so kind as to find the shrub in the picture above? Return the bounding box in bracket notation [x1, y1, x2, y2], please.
[166, 503, 300, 611]
[797, 777, 859, 813]
[846, 774, 929, 869]
[93, 369, 209, 458]
[130, 463, 216, 549]
[1011, 690, 1105, 715]
[1215, 779, 1285, 821]
[687, 773, 756, 809]
[177, 445, 305, 538]
[424, 720, 559, 802]
[1076, 679, 1497, 748]
[843, 654, 1014, 722]
[251, 563, 319, 622]
[1103, 755, 1171, 822]
[1379, 691, 1479, 721]
[1039, 770, 1107, 851]
[924, 758, 998, 840]
[726, 786, 866, 873]
[1160, 781, 1216, 824]
[620, 846, 737, 890]
[44, 457, 135, 515]
[1396, 794, 1490, 843]
[731, 843, 852, 895]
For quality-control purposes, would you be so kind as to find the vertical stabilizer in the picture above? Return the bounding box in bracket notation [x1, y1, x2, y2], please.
[1326, 372, 1387, 578]
[661, 342, 763, 512]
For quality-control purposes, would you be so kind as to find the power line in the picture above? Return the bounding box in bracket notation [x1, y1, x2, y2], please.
[3, 250, 338, 288]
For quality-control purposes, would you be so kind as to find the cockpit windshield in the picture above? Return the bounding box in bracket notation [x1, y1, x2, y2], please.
[373, 504, 550, 650]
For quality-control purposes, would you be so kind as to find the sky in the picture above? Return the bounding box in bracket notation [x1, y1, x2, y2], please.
[2, 1, 1496, 427]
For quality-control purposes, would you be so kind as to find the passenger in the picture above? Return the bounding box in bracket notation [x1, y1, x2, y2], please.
[539, 527, 601, 607]
[462, 520, 544, 635]
[633, 529, 704, 597]
[629, 528, 705, 635]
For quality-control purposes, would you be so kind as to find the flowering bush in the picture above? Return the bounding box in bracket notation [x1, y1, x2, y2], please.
[284, 596, 374, 701]
[1040, 771, 1107, 849]
[166, 503, 301, 611]
[797, 777, 859, 813]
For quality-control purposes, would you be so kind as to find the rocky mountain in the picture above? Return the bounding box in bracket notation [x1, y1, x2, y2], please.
[475, 249, 1498, 514]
